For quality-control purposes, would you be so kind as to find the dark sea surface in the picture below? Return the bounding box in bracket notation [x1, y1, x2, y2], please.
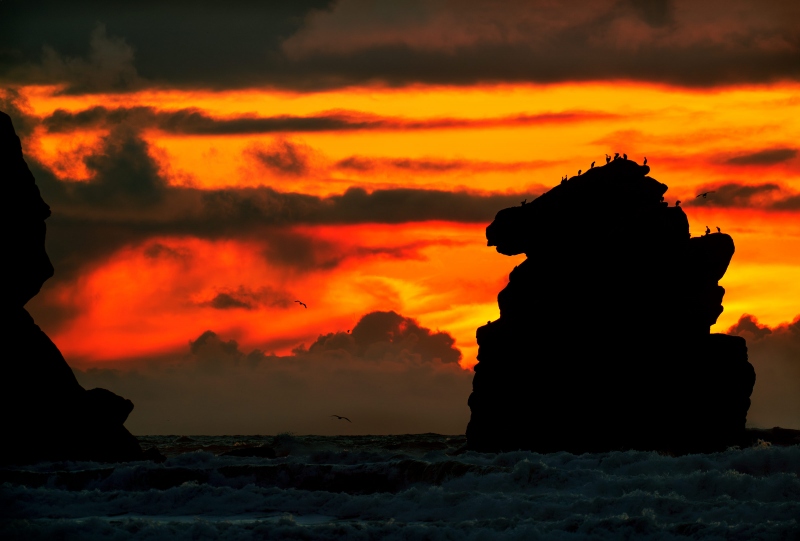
[2, 434, 799, 539]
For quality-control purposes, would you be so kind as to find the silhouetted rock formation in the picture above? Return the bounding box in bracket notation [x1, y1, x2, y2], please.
[467, 159, 756, 453]
[0, 111, 145, 464]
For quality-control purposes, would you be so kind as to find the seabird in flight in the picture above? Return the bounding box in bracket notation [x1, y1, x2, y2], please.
[331, 415, 352, 423]
[294, 300, 307, 308]
[696, 191, 715, 198]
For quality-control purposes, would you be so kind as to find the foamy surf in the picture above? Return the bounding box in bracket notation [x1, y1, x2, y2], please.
[2, 434, 798, 539]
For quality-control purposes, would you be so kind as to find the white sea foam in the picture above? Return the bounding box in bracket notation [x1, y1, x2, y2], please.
[2, 435, 798, 539]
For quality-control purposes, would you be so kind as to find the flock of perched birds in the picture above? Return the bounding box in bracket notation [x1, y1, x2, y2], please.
[563, 152, 635, 182]
[549, 155, 721, 215]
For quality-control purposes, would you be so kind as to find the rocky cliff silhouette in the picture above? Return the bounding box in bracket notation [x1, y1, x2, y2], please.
[0, 111, 145, 464]
[466, 158, 756, 453]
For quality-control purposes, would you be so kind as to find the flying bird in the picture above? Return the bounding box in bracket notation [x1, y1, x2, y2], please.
[696, 191, 715, 198]
[590, 161, 595, 169]
[331, 415, 352, 422]
[294, 300, 307, 308]
[643, 156, 648, 165]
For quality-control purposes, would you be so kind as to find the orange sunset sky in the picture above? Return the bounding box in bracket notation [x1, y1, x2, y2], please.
[3, 0, 800, 434]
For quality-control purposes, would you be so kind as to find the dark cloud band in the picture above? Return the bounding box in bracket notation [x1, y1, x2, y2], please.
[724, 148, 797, 166]
[685, 182, 800, 209]
[2, 1, 799, 91]
[41, 106, 616, 134]
[71, 311, 471, 434]
[22, 125, 534, 280]
[727, 314, 800, 429]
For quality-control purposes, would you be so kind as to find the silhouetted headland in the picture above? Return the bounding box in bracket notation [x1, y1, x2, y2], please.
[467, 158, 756, 453]
[0, 111, 150, 464]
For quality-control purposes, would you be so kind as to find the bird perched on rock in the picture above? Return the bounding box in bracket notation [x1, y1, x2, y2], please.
[521, 199, 527, 205]
[676, 200, 681, 207]
[578, 169, 582, 176]
[716, 226, 721, 233]
[614, 153, 620, 160]
[696, 191, 715, 199]
[294, 300, 307, 308]
[705, 226, 711, 235]
[623, 153, 628, 160]
[590, 161, 595, 169]
[606, 154, 611, 164]
[644, 157, 648, 165]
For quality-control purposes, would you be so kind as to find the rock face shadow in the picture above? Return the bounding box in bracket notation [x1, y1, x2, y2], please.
[466, 159, 755, 453]
[0, 111, 145, 464]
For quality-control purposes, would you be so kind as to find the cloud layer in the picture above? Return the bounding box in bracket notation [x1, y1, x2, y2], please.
[15, 122, 531, 279]
[75, 311, 472, 435]
[41, 106, 616, 134]
[685, 182, 800, 210]
[724, 148, 798, 167]
[728, 314, 800, 429]
[3, 1, 799, 91]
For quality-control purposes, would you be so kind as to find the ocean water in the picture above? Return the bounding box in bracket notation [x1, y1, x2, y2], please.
[2, 434, 799, 540]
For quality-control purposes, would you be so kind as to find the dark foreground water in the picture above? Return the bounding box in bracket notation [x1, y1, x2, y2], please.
[2, 434, 799, 540]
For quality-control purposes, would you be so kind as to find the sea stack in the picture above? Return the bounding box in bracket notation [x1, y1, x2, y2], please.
[0, 111, 144, 464]
[466, 158, 755, 453]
